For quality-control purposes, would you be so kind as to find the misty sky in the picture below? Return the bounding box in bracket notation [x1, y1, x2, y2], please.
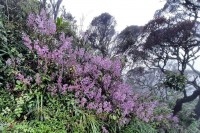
[63, 0, 165, 32]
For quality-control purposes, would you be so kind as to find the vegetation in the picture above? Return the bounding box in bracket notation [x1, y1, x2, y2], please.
[0, 0, 200, 132]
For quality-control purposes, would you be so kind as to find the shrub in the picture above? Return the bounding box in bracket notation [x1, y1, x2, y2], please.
[0, 9, 179, 132]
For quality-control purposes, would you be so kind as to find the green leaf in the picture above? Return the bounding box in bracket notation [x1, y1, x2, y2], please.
[16, 80, 21, 85]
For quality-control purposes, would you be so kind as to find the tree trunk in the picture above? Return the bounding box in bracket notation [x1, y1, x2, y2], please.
[173, 89, 200, 117]
[40, 0, 47, 11]
[50, 0, 63, 20]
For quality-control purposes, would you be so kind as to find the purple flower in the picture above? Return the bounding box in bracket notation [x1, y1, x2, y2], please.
[102, 126, 109, 133]
[171, 116, 179, 123]
[83, 63, 92, 73]
[46, 18, 56, 34]
[78, 48, 85, 58]
[91, 56, 102, 65]
[121, 100, 134, 115]
[16, 73, 24, 80]
[80, 97, 87, 107]
[112, 59, 122, 77]
[102, 74, 111, 89]
[87, 91, 96, 99]
[95, 89, 102, 102]
[27, 9, 56, 35]
[75, 91, 80, 97]
[101, 58, 112, 70]
[16, 73, 32, 85]
[156, 115, 163, 121]
[96, 107, 103, 114]
[57, 75, 62, 84]
[27, 13, 36, 27]
[87, 102, 97, 110]
[81, 77, 91, 86]
[75, 64, 83, 75]
[22, 34, 32, 50]
[35, 73, 41, 85]
[103, 101, 112, 112]
[68, 85, 80, 91]
[113, 91, 126, 102]
[23, 78, 31, 85]
[143, 117, 149, 122]
[62, 84, 68, 94]
[6, 58, 12, 66]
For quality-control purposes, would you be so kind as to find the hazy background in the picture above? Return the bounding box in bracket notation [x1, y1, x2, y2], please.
[62, 0, 165, 32]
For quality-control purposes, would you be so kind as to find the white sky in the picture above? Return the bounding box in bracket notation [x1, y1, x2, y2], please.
[62, 0, 165, 32]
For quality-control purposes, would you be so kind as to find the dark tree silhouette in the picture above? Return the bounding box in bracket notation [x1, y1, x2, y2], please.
[87, 13, 116, 57]
[115, 25, 143, 55]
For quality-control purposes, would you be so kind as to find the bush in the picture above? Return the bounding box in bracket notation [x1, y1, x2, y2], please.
[0, 9, 180, 133]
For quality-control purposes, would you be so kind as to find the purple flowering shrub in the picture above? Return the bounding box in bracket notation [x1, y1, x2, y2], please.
[17, 10, 180, 129]
[27, 9, 56, 35]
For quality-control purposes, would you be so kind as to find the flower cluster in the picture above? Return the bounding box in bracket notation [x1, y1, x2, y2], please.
[23, 32, 73, 65]
[16, 73, 32, 85]
[27, 9, 56, 35]
[21, 10, 178, 125]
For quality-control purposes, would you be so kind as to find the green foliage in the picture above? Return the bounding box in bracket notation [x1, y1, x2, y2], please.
[184, 119, 200, 133]
[0, 0, 37, 54]
[1, 1, 195, 132]
[18, 0, 40, 15]
[0, 89, 104, 133]
[0, 1, 106, 133]
[122, 118, 157, 133]
[0, 88, 15, 114]
[173, 99, 200, 133]
[56, 17, 76, 36]
[1, 119, 67, 133]
[164, 71, 186, 91]
[0, 21, 7, 43]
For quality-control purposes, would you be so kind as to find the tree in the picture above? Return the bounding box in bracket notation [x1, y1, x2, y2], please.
[61, 7, 76, 23]
[39, 0, 47, 10]
[113, 25, 147, 69]
[114, 25, 143, 55]
[154, 0, 200, 20]
[39, 0, 63, 20]
[126, 67, 167, 98]
[86, 13, 116, 57]
[49, 0, 63, 20]
[114, 0, 200, 120]
[60, 7, 77, 34]
[140, 0, 200, 119]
